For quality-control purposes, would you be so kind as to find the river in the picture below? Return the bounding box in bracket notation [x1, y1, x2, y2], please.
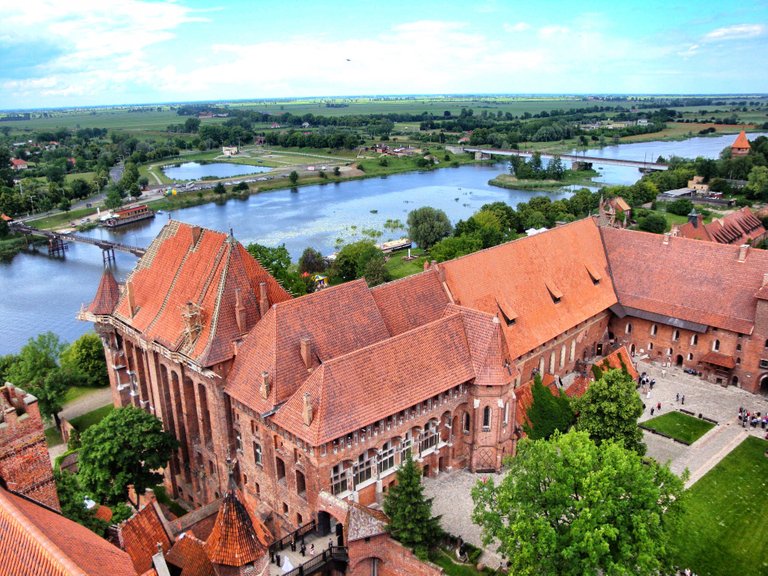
[0, 132, 763, 355]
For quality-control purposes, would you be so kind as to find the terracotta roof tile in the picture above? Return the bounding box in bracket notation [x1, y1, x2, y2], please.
[204, 490, 270, 567]
[120, 502, 172, 574]
[441, 218, 617, 358]
[370, 269, 451, 335]
[602, 227, 768, 333]
[731, 130, 751, 151]
[272, 312, 489, 445]
[226, 279, 391, 414]
[0, 486, 136, 576]
[166, 533, 214, 576]
[595, 346, 638, 381]
[700, 351, 737, 369]
[88, 269, 121, 315]
[112, 221, 291, 367]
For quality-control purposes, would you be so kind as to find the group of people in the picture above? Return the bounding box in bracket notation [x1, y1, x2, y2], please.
[737, 406, 768, 431]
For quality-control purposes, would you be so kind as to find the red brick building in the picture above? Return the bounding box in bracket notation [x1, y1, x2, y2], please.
[81, 216, 768, 573]
[731, 130, 751, 157]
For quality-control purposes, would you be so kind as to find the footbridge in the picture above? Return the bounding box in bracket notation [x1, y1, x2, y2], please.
[11, 222, 146, 263]
[463, 147, 669, 171]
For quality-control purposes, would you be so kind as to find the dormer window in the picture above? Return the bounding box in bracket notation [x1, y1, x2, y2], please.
[496, 297, 517, 326]
[586, 264, 602, 285]
[546, 282, 563, 304]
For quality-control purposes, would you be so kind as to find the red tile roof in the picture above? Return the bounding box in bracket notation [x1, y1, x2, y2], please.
[0, 486, 136, 576]
[226, 279, 392, 413]
[166, 533, 214, 576]
[272, 310, 506, 445]
[204, 490, 270, 567]
[370, 269, 451, 335]
[112, 221, 291, 367]
[700, 351, 737, 369]
[595, 346, 638, 381]
[89, 268, 121, 315]
[441, 218, 617, 358]
[602, 227, 768, 334]
[120, 502, 172, 574]
[731, 130, 751, 151]
[676, 208, 765, 246]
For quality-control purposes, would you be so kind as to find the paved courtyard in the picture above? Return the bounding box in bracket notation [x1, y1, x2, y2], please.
[423, 359, 768, 566]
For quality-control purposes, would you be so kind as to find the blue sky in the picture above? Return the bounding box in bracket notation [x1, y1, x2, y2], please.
[1, 0, 766, 109]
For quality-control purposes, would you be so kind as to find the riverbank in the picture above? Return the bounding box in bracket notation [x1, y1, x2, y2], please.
[489, 169, 599, 192]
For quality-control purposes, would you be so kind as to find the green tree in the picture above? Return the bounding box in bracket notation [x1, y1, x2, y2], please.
[246, 243, 292, 278]
[666, 198, 694, 216]
[32, 367, 78, 428]
[745, 165, 768, 201]
[289, 170, 299, 185]
[637, 212, 666, 234]
[213, 182, 226, 195]
[472, 430, 686, 576]
[362, 252, 390, 287]
[333, 166, 341, 177]
[524, 375, 575, 440]
[55, 470, 109, 537]
[331, 240, 380, 282]
[383, 452, 442, 555]
[7, 332, 65, 390]
[575, 368, 645, 454]
[60, 333, 108, 387]
[78, 407, 178, 508]
[58, 198, 72, 212]
[184, 117, 201, 133]
[430, 234, 483, 262]
[407, 206, 452, 250]
[104, 187, 123, 209]
[298, 247, 326, 274]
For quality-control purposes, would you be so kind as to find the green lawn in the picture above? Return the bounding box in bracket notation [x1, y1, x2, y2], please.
[69, 404, 113, 431]
[672, 436, 768, 576]
[385, 248, 428, 280]
[642, 411, 715, 444]
[45, 426, 64, 447]
[63, 386, 103, 405]
[429, 549, 494, 576]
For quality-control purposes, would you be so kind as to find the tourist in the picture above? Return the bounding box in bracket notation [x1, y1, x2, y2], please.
[681, 395, 685, 405]
[310, 544, 315, 556]
[676, 392, 680, 403]
[650, 379, 656, 390]
[650, 407, 655, 416]
[657, 402, 661, 412]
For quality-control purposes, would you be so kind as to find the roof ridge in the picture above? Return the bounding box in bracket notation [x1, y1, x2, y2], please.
[0, 489, 86, 576]
[194, 240, 232, 360]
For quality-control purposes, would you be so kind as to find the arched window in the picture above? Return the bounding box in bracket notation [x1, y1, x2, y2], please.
[651, 324, 658, 336]
[691, 334, 698, 346]
[463, 413, 470, 434]
[503, 403, 509, 426]
[378, 441, 395, 474]
[570, 340, 576, 362]
[253, 443, 262, 466]
[482, 406, 491, 430]
[560, 345, 567, 368]
[648, 342, 654, 351]
[672, 330, 680, 341]
[549, 352, 555, 373]
[713, 339, 720, 352]
[625, 323, 632, 334]
[687, 353, 694, 361]
[296, 471, 306, 496]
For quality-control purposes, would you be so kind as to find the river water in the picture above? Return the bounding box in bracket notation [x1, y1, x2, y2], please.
[0, 132, 763, 355]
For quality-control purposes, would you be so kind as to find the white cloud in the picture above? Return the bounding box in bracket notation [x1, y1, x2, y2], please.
[538, 25, 570, 39]
[703, 23, 765, 42]
[504, 22, 530, 33]
[677, 44, 700, 58]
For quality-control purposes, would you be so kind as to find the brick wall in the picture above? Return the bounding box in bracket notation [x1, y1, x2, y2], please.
[347, 534, 442, 576]
[0, 384, 60, 511]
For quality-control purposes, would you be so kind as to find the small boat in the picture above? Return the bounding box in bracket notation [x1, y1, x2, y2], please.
[101, 205, 155, 228]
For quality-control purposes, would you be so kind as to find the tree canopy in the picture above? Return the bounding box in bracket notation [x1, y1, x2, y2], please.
[472, 430, 686, 576]
[407, 206, 452, 250]
[60, 333, 108, 387]
[523, 375, 575, 440]
[383, 452, 442, 556]
[575, 368, 645, 454]
[78, 407, 178, 507]
[298, 247, 326, 274]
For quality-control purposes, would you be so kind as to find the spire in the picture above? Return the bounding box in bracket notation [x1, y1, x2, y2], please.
[88, 268, 120, 315]
[731, 130, 751, 156]
[204, 490, 271, 568]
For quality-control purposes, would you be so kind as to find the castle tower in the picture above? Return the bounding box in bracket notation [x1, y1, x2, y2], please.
[731, 130, 751, 157]
[0, 383, 60, 511]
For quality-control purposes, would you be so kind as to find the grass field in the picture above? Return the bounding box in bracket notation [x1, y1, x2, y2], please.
[69, 404, 113, 431]
[672, 436, 768, 576]
[642, 411, 715, 444]
[385, 247, 427, 280]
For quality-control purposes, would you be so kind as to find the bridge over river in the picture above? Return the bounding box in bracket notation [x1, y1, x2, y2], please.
[462, 147, 669, 171]
[10, 222, 146, 263]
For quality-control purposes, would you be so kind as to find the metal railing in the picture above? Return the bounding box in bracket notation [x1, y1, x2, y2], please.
[281, 545, 349, 576]
[269, 519, 316, 555]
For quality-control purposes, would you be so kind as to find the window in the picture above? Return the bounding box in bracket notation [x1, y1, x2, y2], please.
[736, 357, 741, 364]
[570, 340, 576, 362]
[672, 330, 680, 341]
[736, 343, 742, 351]
[276, 457, 286, 483]
[463, 413, 470, 434]
[378, 441, 396, 474]
[651, 324, 658, 336]
[209, 461, 215, 476]
[370, 558, 379, 576]
[255, 483, 260, 495]
[560, 345, 566, 368]
[760, 359, 768, 369]
[419, 421, 439, 453]
[482, 406, 491, 431]
[253, 443, 262, 466]
[713, 339, 720, 352]
[236, 435, 242, 453]
[688, 353, 694, 361]
[243, 474, 248, 485]
[353, 452, 374, 487]
[331, 463, 348, 495]
[503, 403, 509, 426]
[538, 356, 545, 375]
[691, 334, 698, 346]
[282, 502, 289, 514]
[400, 431, 413, 460]
[625, 323, 632, 334]
[648, 342, 654, 351]
[296, 471, 306, 496]
[549, 352, 555, 374]
[251, 420, 258, 435]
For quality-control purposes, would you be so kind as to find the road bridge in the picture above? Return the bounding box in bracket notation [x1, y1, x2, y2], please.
[10, 222, 146, 263]
[463, 148, 669, 171]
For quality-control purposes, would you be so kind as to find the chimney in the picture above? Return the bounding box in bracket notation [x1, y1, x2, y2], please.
[435, 263, 445, 283]
[126, 281, 136, 317]
[235, 288, 246, 333]
[259, 371, 270, 399]
[662, 233, 670, 246]
[191, 226, 202, 246]
[300, 337, 313, 370]
[738, 244, 749, 263]
[687, 209, 699, 228]
[259, 282, 269, 317]
[302, 392, 313, 426]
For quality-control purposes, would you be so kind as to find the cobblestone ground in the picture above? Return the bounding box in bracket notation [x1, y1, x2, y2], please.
[423, 469, 505, 569]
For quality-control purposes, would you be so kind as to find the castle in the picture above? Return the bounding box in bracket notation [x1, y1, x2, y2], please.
[78, 216, 768, 570]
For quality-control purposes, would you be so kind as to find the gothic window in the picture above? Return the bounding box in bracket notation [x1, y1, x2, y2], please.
[419, 420, 439, 453]
[463, 413, 470, 434]
[625, 323, 632, 334]
[691, 334, 699, 346]
[296, 470, 306, 497]
[713, 339, 720, 352]
[482, 406, 491, 431]
[353, 452, 374, 487]
[378, 441, 396, 474]
[672, 330, 680, 341]
[331, 463, 348, 495]
[651, 324, 658, 336]
[276, 457, 286, 483]
[253, 443, 262, 466]
[503, 403, 509, 426]
[400, 431, 413, 459]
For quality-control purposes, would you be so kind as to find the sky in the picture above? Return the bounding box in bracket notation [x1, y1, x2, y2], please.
[0, 0, 767, 109]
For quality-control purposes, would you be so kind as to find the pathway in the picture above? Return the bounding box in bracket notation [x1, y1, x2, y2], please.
[271, 522, 340, 573]
[47, 387, 113, 463]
